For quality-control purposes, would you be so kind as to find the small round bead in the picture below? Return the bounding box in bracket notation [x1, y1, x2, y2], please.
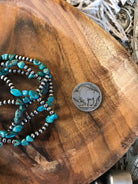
[24, 118, 28, 123]
[8, 99, 11, 104]
[30, 112, 34, 117]
[39, 85, 43, 89]
[38, 77, 42, 81]
[22, 56, 25, 61]
[24, 65, 28, 70]
[12, 140, 16, 144]
[37, 98, 41, 102]
[34, 74, 38, 78]
[6, 80, 10, 84]
[21, 122, 24, 126]
[25, 72, 29, 75]
[33, 110, 38, 114]
[13, 69, 16, 73]
[29, 58, 33, 63]
[49, 86, 53, 89]
[7, 139, 12, 143]
[12, 122, 15, 126]
[27, 68, 32, 72]
[44, 123, 48, 127]
[21, 71, 25, 75]
[12, 100, 15, 104]
[17, 69, 21, 73]
[31, 133, 35, 138]
[44, 104, 48, 108]
[15, 55, 18, 59]
[49, 82, 53, 86]
[35, 131, 39, 136]
[9, 69, 12, 73]
[47, 107, 51, 111]
[3, 100, 7, 105]
[18, 56, 22, 60]
[30, 71, 35, 75]
[49, 90, 53, 93]
[1, 75, 5, 80]
[26, 57, 29, 61]
[49, 93, 53, 96]
[42, 126, 46, 131]
[49, 111, 54, 115]
[3, 77, 8, 81]
[2, 138, 6, 143]
[40, 101, 45, 105]
[1, 62, 5, 66]
[9, 126, 13, 130]
[39, 129, 43, 134]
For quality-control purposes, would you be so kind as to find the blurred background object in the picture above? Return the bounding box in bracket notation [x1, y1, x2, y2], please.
[65, 0, 138, 183]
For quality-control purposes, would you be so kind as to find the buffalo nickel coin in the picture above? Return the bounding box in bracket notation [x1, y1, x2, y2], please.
[72, 82, 102, 112]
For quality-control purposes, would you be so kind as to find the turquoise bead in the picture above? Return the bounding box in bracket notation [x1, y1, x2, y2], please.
[48, 96, 54, 103]
[4, 68, 8, 72]
[15, 98, 24, 105]
[0, 142, 3, 148]
[29, 90, 39, 100]
[10, 88, 22, 97]
[37, 71, 44, 77]
[23, 96, 30, 104]
[17, 61, 25, 69]
[8, 54, 16, 60]
[14, 117, 20, 124]
[21, 139, 28, 146]
[46, 101, 53, 107]
[0, 71, 3, 76]
[8, 59, 18, 67]
[19, 105, 26, 112]
[28, 73, 34, 79]
[14, 140, 21, 147]
[13, 125, 23, 133]
[15, 109, 23, 118]
[0, 130, 7, 138]
[43, 68, 50, 75]
[37, 105, 45, 112]
[46, 116, 54, 123]
[22, 90, 28, 96]
[26, 135, 33, 142]
[39, 63, 47, 70]
[51, 113, 58, 120]
[33, 59, 40, 65]
[5, 132, 17, 138]
[1, 54, 9, 60]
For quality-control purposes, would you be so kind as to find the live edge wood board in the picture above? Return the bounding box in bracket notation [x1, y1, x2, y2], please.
[0, 0, 137, 184]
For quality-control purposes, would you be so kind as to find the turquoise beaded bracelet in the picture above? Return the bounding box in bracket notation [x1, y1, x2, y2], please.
[0, 54, 58, 148]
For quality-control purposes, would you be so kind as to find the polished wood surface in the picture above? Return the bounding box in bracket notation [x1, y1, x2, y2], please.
[0, 0, 137, 184]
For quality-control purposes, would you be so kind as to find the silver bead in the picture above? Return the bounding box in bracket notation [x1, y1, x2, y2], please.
[41, 82, 45, 86]
[30, 71, 35, 75]
[21, 122, 24, 126]
[15, 55, 18, 59]
[7, 139, 12, 144]
[12, 100, 15, 104]
[42, 126, 46, 131]
[49, 82, 53, 85]
[43, 78, 48, 82]
[12, 122, 15, 126]
[39, 85, 43, 89]
[2, 138, 6, 143]
[12, 140, 16, 144]
[6, 79, 10, 84]
[38, 76, 42, 81]
[3, 77, 8, 81]
[18, 56, 22, 60]
[45, 75, 49, 79]
[26, 57, 29, 61]
[37, 98, 41, 102]
[8, 69, 12, 73]
[29, 58, 33, 63]
[35, 131, 39, 136]
[33, 110, 38, 114]
[24, 118, 28, 123]
[17, 69, 21, 73]
[31, 133, 35, 138]
[39, 129, 43, 134]
[30, 112, 34, 117]
[44, 123, 48, 127]
[49, 93, 53, 96]
[27, 68, 32, 72]
[25, 72, 29, 76]
[44, 104, 48, 108]
[3, 100, 7, 104]
[1, 75, 5, 80]
[40, 101, 45, 105]
[24, 65, 28, 70]
[49, 111, 54, 115]
[34, 74, 38, 78]
[10, 86, 14, 89]
[49, 90, 53, 93]
[47, 107, 51, 111]
[0, 101, 2, 106]
[13, 69, 16, 73]
[22, 56, 25, 61]
[1, 62, 5, 66]
[21, 71, 25, 75]
[8, 99, 11, 104]
[9, 126, 13, 130]
[49, 86, 53, 89]
[27, 116, 31, 120]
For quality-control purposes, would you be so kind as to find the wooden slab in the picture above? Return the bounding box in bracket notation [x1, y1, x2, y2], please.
[0, 0, 137, 184]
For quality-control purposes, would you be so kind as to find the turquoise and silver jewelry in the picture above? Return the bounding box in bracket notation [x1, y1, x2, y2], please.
[0, 54, 58, 148]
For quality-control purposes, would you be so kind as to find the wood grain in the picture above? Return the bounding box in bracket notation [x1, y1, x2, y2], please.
[0, 0, 137, 184]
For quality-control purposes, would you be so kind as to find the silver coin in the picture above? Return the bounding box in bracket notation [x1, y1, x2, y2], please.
[72, 82, 102, 112]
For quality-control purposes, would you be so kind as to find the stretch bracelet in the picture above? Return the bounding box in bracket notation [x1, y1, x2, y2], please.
[0, 54, 58, 148]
